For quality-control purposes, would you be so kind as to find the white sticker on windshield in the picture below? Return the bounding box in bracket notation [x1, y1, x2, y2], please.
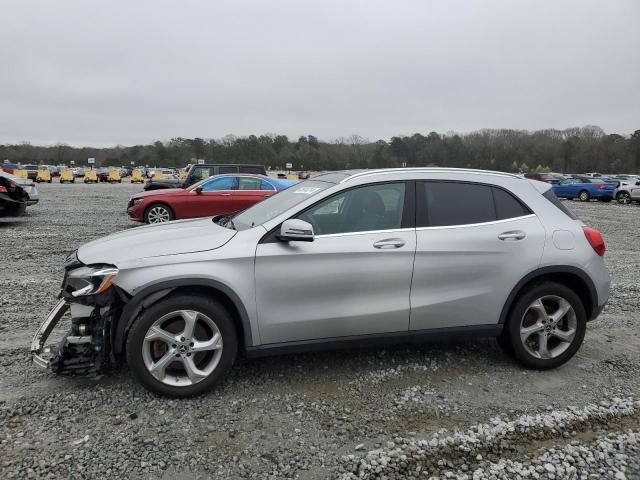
[293, 186, 322, 194]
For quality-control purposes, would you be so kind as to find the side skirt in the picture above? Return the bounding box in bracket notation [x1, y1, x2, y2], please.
[244, 324, 502, 358]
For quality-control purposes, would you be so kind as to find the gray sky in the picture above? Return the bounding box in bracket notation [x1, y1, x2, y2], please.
[1, 0, 638, 146]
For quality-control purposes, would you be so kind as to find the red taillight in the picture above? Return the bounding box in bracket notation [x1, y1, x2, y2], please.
[595, 184, 604, 189]
[583, 226, 605, 256]
[0, 185, 6, 193]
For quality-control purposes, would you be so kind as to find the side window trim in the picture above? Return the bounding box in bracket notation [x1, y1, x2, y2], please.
[415, 213, 535, 231]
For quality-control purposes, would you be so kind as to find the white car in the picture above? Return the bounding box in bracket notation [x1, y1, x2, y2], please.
[0, 170, 39, 205]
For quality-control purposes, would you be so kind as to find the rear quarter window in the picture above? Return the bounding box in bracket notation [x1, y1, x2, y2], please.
[543, 189, 578, 220]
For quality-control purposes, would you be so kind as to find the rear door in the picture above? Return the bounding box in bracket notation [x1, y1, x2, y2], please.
[410, 181, 545, 331]
[254, 182, 416, 344]
[186, 175, 237, 217]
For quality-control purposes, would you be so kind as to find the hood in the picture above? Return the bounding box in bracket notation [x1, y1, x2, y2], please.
[77, 217, 236, 266]
[132, 188, 187, 199]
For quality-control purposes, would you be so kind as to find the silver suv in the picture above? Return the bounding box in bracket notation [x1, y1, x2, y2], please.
[32, 168, 611, 397]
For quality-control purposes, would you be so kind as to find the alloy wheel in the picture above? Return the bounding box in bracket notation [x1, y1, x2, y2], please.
[617, 192, 631, 205]
[142, 310, 223, 386]
[520, 295, 577, 360]
[147, 206, 171, 223]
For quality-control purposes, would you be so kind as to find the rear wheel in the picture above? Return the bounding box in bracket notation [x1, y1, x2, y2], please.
[126, 295, 238, 397]
[617, 191, 632, 204]
[579, 190, 590, 202]
[144, 203, 174, 223]
[504, 282, 586, 369]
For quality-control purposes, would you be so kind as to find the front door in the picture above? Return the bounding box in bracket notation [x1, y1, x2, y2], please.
[186, 175, 238, 218]
[254, 182, 416, 344]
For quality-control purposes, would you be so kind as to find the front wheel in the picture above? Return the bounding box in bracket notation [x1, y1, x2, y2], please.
[579, 190, 590, 202]
[502, 282, 586, 370]
[126, 295, 238, 397]
[617, 192, 632, 204]
[144, 203, 174, 223]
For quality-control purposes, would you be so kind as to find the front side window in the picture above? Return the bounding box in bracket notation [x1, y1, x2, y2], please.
[298, 183, 406, 235]
[417, 181, 530, 227]
[201, 176, 238, 192]
[191, 166, 215, 181]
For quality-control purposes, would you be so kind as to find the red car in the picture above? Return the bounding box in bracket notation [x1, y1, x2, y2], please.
[127, 174, 296, 224]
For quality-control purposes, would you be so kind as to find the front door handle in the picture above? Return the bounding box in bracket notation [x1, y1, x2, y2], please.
[498, 230, 526, 241]
[373, 238, 406, 249]
[220, 193, 231, 196]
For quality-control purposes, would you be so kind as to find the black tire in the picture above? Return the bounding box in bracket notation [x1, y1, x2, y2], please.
[144, 203, 174, 224]
[578, 190, 590, 202]
[617, 192, 632, 204]
[126, 295, 238, 397]
[504, 282, 586, 370]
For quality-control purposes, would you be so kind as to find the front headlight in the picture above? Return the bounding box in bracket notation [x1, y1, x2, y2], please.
[66, 266, 119, 297]
[131, 198, 144, 205]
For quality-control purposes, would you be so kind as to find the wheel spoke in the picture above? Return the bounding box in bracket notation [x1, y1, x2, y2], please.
[183, 356, 208, 383]
[551, 328, 576, 343]
[528, 299, 549, 323]
[549, 298, 572, 325]
[149, 350, 176, 381]
[537, 333, 551, 359]
[520, 322, 544, 342]
[145, 326, 177, 345]
[180, 311, 198, 340]
[192, 333, 222, 352]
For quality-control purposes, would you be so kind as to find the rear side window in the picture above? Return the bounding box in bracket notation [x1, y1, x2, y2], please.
[218, 166, 238, 174]
[492, 187, 531, 220]
[418, 181, 532, 227]
[543, 189, 578, 220]
[418, 182, 495, 227]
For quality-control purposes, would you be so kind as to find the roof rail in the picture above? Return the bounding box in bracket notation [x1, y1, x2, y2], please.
[340, 167, 522, 183]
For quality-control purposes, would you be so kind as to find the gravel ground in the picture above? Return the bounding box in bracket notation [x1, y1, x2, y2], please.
[0, 182, 638, 479]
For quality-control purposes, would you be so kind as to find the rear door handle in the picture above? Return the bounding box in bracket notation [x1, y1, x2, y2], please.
[373, 238, 406, 249]
[220, 193, 231, 196]
[498, 230, 526, 241]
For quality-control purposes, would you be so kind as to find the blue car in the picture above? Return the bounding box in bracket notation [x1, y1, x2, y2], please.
[552, 177, 617, 202]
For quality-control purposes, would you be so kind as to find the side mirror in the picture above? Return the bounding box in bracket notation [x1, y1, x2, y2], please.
[195, 186, 203, 194]
[278, 219, 314, 242]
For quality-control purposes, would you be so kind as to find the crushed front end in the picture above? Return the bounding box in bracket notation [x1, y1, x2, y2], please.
[31, 250, 125, 376]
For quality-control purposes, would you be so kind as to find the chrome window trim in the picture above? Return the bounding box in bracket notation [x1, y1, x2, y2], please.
[315, 227, 414, 239]
[415, 214, 536, 231]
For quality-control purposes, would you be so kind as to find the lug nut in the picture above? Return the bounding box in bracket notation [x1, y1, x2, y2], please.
[180, 337, 185, 342]
[190, 342, 194, 347]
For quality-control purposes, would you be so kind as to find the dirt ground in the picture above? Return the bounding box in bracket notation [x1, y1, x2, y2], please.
[0, 182, 638, 479]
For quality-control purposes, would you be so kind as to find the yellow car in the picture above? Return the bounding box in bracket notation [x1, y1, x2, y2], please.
[59, 169, 75, 183]
[107, 169, 122, 183]
[83, 170, 98, 183]
[36, 169, 52, 183]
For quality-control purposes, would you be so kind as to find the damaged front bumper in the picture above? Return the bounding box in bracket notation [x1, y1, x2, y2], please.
[31, 294, 121, 376]
[31, 298, 69, 369]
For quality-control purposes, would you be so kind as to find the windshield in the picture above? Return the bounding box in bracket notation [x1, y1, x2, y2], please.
[233, 180, 333, 230]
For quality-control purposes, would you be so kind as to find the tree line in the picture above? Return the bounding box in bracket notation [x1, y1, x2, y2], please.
[2, 125, 640, 174]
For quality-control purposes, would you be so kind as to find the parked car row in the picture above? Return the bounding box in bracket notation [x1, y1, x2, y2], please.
[524, 172, 640, 204]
